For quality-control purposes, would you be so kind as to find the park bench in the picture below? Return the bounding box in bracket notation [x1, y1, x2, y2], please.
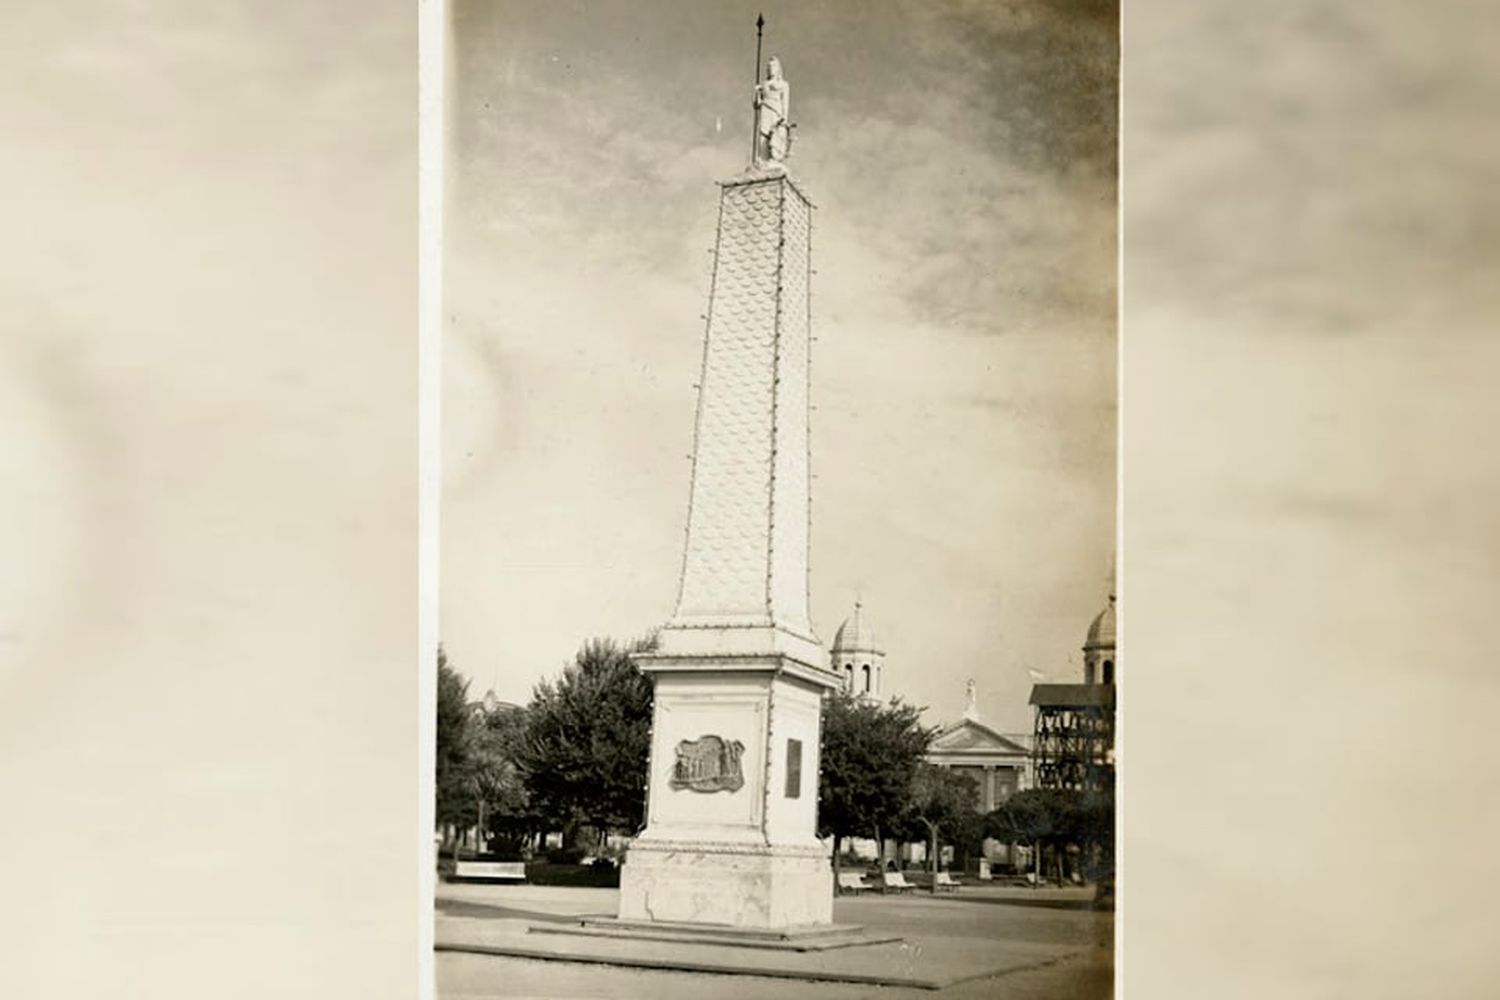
[837, 872, 873, 894]
[452, 860, 526, 882]
[881, 871, 916, 894]
[934, 872, 961, 892]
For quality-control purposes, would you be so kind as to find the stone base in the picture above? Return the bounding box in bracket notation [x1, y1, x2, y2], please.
[617, 840, 832, 929]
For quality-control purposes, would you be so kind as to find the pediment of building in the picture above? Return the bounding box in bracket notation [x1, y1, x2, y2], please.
[929, 718, 1028, 757]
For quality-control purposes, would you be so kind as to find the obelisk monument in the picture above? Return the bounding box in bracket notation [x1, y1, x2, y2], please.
[617, 32, 841, 930]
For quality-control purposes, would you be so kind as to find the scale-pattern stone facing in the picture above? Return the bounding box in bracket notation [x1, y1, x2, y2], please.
[768, 183, 813, 634]
[673, 176, 813, 629]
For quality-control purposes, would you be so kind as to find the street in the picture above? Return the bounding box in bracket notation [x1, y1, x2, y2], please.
[435, 882, 1112, 999]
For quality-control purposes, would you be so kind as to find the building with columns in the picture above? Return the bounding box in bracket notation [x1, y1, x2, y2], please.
[926, 680, 1031, 813]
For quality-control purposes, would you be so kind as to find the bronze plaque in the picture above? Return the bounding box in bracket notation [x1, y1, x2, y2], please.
[669, 735, 746, 793]
[785, 738, 803, 799]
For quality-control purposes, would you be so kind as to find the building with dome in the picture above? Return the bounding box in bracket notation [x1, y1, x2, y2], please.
[1083, 594, 1116, 686]
[1029, 592, 1117, 792]
[830, 601, 884, 700]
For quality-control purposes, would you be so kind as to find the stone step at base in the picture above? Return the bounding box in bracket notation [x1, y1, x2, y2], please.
[532, 917, 902, 952]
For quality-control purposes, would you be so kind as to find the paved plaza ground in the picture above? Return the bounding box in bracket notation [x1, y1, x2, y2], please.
[435, 880, 1112, 999]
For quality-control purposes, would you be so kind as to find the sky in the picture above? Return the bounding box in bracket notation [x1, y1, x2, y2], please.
[441, 0, 1118, 735]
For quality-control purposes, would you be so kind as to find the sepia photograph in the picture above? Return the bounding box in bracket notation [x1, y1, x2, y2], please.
[435, 2, 1117, 996]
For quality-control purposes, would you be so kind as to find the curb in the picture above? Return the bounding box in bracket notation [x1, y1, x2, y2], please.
[434, 940, 947, 990]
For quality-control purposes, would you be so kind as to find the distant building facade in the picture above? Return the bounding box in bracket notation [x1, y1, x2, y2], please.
[920, 681, 1031, 868]
[927, 680, 1030, 812]
[472, 688, 521, 719]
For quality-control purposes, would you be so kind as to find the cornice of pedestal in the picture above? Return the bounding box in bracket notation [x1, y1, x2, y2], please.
[638, 621, 839, 691]
[651, 618, 825, 662]
[638, 656, 839, 692]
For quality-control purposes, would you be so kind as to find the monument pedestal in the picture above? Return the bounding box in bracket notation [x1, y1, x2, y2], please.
[619, 636, 838, 929]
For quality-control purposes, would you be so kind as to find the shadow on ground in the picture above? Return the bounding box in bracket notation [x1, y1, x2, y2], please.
[949, 894, 1108, 912]
[436, 899, 609, 924]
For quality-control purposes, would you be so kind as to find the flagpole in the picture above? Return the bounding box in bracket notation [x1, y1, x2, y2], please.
[751, 13, 764, 165]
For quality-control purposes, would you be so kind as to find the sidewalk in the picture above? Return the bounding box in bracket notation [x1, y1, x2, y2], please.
[435, 882, 1111, 993]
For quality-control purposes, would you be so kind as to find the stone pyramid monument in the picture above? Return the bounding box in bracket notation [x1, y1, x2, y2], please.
[616, 36, 843, 931]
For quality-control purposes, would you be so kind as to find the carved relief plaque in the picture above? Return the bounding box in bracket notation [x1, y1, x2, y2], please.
[670, 735, 746, 793]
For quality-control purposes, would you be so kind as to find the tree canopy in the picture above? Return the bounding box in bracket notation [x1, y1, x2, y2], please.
[987, 787, 1076, 848]
[986, 786, 1115, 855]
[467, 703, 531, 842]
[514, 635, 657, 839]
[435, 646, 475, 830]
[899, 762, 982, 854]
[986, 785, 1115, 883]
[434, 646, 531, 845]
[817, 692, 934, 854]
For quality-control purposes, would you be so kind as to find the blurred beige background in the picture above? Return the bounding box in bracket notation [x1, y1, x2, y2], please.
[0, 2, 419, 998]
[2, 1, 1497, 999]
[1122, 1, 1500, 996]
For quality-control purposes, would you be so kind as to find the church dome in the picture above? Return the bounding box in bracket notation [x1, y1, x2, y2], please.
[831, 604, 881, 653]
[1084, 595, 1116, 650]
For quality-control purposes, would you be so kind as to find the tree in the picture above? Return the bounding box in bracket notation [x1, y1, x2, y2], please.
[1074, 786, 1115, 882]
[434, 646, 535, 857]
[899, 763, 981, 892]
[987, 787, 1088, 886]
[987, 788, 1049, 885]
[465, 704, 531, 856]
[817, 692, 933, 887]
[514, 635, 657, 846]
[435, 646, 475, 844]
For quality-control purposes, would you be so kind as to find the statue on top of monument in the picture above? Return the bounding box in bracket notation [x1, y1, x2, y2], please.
[754, 56, 792, 166]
